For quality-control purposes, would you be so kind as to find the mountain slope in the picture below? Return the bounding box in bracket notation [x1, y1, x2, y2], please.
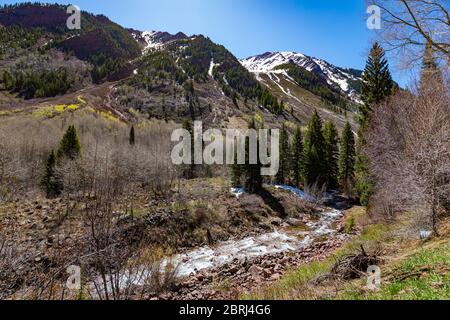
[0, 4, 141, 61]
[0, 3, 360, 130]
[0, 3, 143, 106]
[121, 30, 360, 129]
[113, 32, 286, 126]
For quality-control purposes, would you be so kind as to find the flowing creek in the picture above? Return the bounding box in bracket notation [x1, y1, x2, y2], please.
[167, 208, 343, 278]
[115, 187, 346, 289]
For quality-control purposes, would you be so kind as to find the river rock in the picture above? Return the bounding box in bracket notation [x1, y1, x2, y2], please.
[287, 218, 303, 227]
[270, 273, 281, 281]
[248, 265, 263, 278]
[228, 265, 240, 274]
[270, 217, 282, 226]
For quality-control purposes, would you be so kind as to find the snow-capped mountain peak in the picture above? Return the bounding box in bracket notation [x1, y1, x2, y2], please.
[241, 51, 362, 102]
[241, 51, 308, 73]
[140, 30, 189, 51]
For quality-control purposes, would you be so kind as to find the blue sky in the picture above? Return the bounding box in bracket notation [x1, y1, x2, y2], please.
[1, 0, 409, 85]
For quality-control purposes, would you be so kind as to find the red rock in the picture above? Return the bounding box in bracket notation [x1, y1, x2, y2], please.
[270, 273, 281, 281]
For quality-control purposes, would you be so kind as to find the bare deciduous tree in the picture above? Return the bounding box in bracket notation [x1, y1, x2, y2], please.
[369, 0, 449, 68]
[366, 76, 450, 234]
[0, 220, 23, 299]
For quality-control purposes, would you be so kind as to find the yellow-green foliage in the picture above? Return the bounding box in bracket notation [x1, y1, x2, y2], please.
[211, 277, 232, 292]
[98, 110, 121, 123]
[284, 121, 298, 131]
[54, 105, 66, 113]
[84, 106, 96, 114]
[0, 108, 27, 117]
[32, 106, 55, 118]
[128, 108, 140, 117]
[77, 96, 87, 105]
[83, 107, 123, 125]
[254, 112, 265, 127]
[67, 104, 80, 111]
[32, 104, 80, 118]
[0, 110, 13, 117]
[170, 203, 185, 213]
[345, 215, 356, 234]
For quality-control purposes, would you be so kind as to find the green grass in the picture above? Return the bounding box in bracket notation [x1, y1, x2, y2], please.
[244, 206, 449, 301]
[339, 241, 450, 300]
[344, 215, 356, 234]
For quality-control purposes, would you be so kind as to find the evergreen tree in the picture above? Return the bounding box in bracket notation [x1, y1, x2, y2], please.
[57, 125, 82, 161]
[244, 119, 263, 193]
[356, 43, 393, 206]
[230, 146, 243, 188]
[360, 42, 394, 127]
[41, 150, 62, 198]
[302, 111, 326, 186]
[338, 122, 356, 192]
[323, 121, 339, 189]
[291, 126, 304, 187]
[182, 120, 195, 179]
[2, 68, 72, 99]
[275, 124, 291, 185]
[129, 126, 136, 146]
[355, 152, 373, 206]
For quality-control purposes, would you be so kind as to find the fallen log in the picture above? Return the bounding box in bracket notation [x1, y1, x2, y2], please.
[330, 245, 381, 280]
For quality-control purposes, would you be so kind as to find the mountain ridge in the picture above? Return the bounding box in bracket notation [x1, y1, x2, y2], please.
[0, 3, 359, 130]
[134, 28, 363, 107]
[241, 51, 362, 103]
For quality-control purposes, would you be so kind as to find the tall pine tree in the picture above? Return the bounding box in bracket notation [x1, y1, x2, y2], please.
[275, 124, 291, 185]
[338, 122, 356, 193]
[291, 126, 303, 187]
[129, 125, 136, 146]
[230, 146, 243, 188]
[323, 121, 339, 189]
[57, 125, 82, 161]
[41, 150, 63, 198]
[360, 42, 393, 127]
[244, 119, 263, 193]
[182, 120, 195, 179]
[302, 111, 326, 186]
[356, 43, 393, 206]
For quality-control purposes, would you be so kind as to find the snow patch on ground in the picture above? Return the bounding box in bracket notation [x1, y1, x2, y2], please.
[266, 72, 303, 104]
[223, 75, 229, 86]
[208, 59, 219, 77]
[230, 187, 245, 199]
[274, 185, 316, 202]
[313, 58, 350, 92]
[142, 31, 164, 51]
